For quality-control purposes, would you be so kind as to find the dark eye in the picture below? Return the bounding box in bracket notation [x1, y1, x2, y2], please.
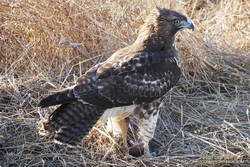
[173, 19, 180, 25]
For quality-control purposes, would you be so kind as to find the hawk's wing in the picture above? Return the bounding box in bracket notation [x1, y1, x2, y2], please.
[39, 50, 180, 108]
[74, 50, 181, 106]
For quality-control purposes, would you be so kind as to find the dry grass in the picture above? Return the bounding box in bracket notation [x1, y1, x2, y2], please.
[0, 0, 250, 166]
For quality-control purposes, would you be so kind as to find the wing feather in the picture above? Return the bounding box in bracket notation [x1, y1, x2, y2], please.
[70, 50, 180, 107]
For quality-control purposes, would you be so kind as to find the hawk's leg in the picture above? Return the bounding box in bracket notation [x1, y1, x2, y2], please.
[128, 100, 161, 157]
[105, 101, 161, 157]
[106, 116, 129, 149]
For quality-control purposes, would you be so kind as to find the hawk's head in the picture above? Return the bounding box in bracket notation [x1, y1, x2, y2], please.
[135, 8, 194, 50]
[148, 8, 194, 36]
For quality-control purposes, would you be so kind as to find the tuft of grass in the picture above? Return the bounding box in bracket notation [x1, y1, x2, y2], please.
[0, 0, 250, 166]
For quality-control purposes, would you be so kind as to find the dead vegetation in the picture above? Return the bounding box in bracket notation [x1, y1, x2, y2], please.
[0, 0, 250, 166]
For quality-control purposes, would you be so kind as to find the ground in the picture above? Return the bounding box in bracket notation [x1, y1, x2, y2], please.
[0, 0, 250, 166]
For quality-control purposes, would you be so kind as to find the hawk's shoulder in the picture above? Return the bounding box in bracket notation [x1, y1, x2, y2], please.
[94, 48, 178, 80]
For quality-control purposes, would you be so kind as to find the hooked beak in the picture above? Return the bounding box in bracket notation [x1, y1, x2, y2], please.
[178, 19, 194, 31]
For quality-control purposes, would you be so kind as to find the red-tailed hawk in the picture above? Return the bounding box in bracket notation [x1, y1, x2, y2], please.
[38, 8, 194, 157]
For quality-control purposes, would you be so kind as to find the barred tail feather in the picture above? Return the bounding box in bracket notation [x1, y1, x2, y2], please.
[38, 88, 76, 108]
[37, 101, 106, 146]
